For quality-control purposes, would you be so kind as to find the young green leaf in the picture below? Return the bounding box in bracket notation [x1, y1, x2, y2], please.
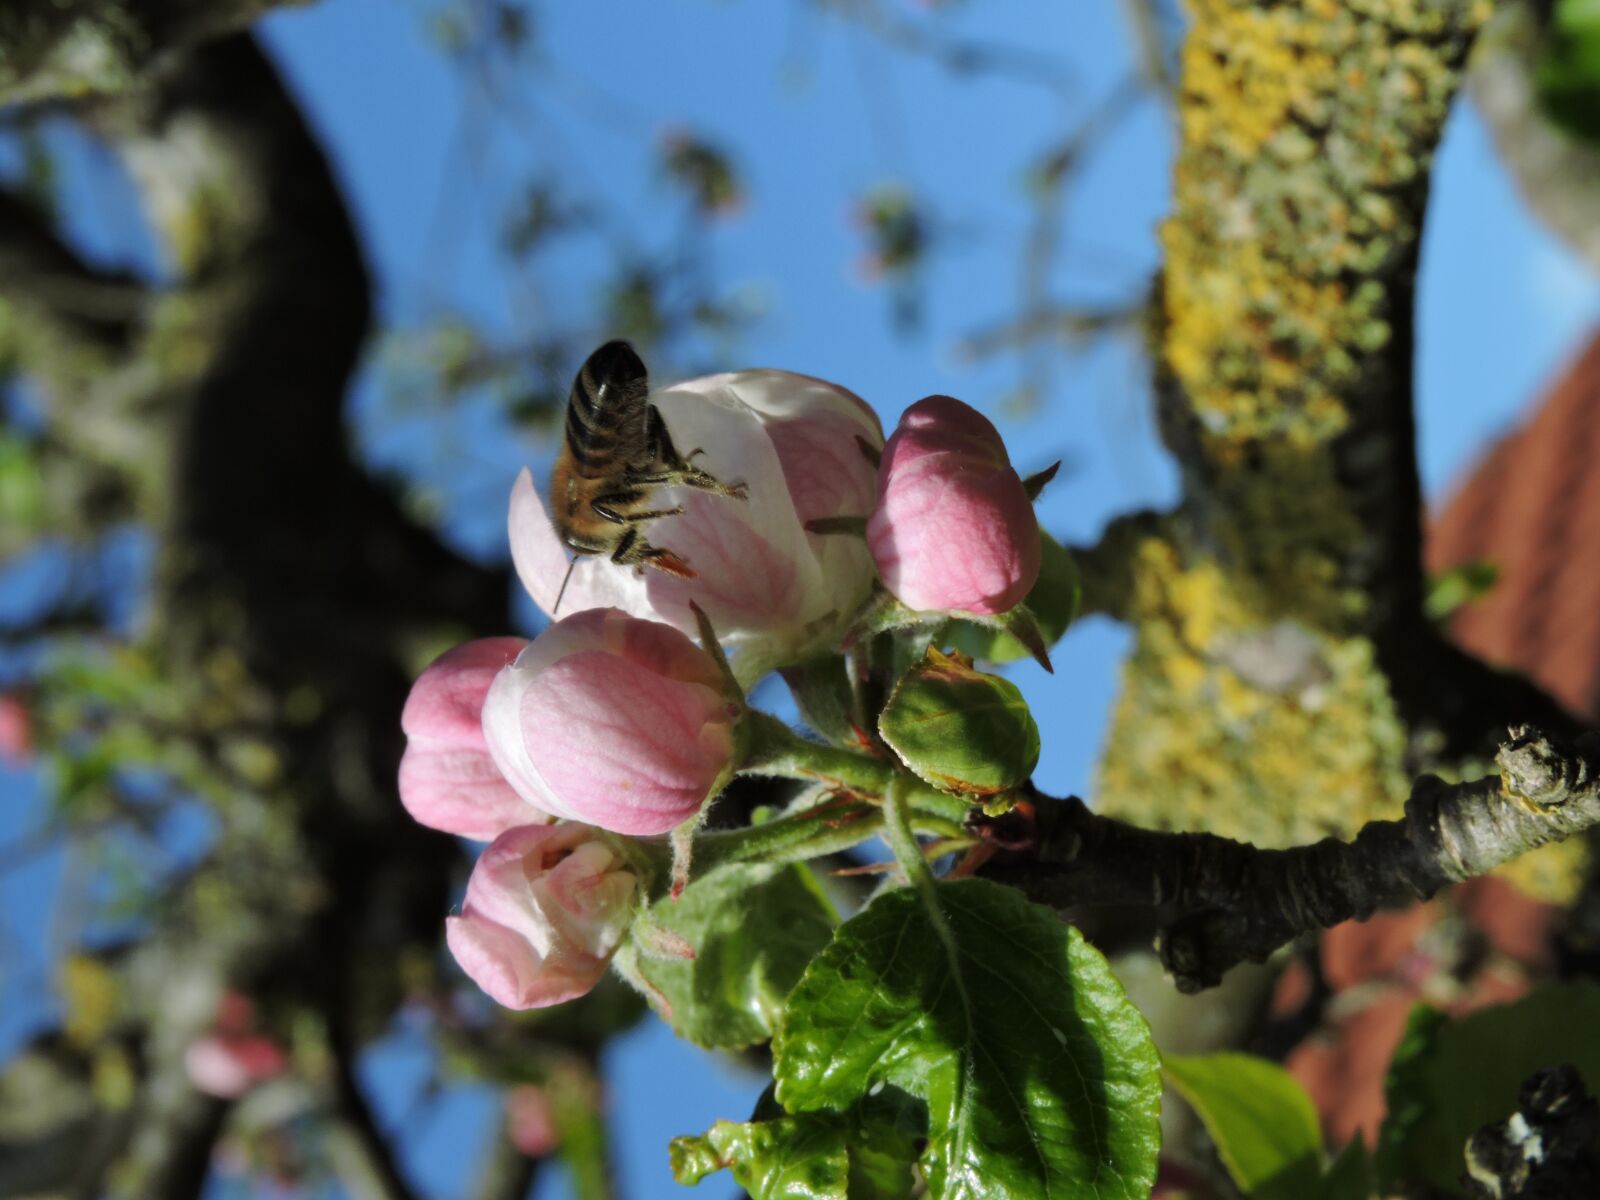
[1376, 984, 1600, 1195]
[878, 648, 1040, 797]
[625, 863, 838, 1049]
[671, 1116, 851, 1198]
[670, 1104, 918, 1200]
[773, 879, 1162, 1199]
[1164, 1052, 1324, 1200]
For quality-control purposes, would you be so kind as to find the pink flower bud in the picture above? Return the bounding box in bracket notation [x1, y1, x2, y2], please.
[184, 1031, 289, 1099]
[0, 695, 32, 765]
[446, 823, 639, 1010]
[399, 638, 549, 841]
[506, 1085, 560, 1156]
[508, 369, 883, 678]
[481, 608, 740, 836]
[867, 395, 1041, 615]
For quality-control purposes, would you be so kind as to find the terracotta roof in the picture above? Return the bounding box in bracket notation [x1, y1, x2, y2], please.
[1426, 329, 1600, 723]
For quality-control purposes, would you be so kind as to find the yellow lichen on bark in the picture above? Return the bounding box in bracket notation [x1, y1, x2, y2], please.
[1098, 537, 1410, 844]
[1099, 0, 1489, 846]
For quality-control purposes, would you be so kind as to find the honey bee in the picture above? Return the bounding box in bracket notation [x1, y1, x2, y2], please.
[550, 340, 746, 608]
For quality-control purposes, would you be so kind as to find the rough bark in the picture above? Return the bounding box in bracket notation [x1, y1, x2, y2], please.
[981, 725, 1600, 991]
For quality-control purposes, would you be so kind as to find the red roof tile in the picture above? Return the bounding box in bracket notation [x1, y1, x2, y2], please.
[1426, 330, 1600, 722]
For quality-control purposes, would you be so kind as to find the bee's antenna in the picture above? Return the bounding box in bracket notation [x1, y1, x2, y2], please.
[553, 557, 578, 615]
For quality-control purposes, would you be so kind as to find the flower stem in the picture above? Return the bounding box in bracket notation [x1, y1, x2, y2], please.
[737, 710, 895, 793]
[692, 796, 885, 874]
[881, 775, 938, 892]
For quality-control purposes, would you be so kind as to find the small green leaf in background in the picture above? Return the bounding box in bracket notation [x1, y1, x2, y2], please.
[0, 435, 45, 530]
[1376, 984, 1600, 1196]
[1424, 559, 1498, 621]
[878, 647, 1040, 797]
[947, 532, 1081, 663]
[1165, 1052, 1324, 1200]
[625, 863, 837, 1049]
[1537, 0, 1600, 144]
[772, 878, 1162, 1200]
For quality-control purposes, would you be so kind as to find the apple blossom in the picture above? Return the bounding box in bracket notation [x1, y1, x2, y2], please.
[509, 369, 883, 679]
[506, 1085, 560, 1157]
[184, 1032, 290, 1099]
[182, 994, 288, 1099]
[399, 638, 548, 840]
[482, 607, 740, 836]
[867, 395, 1041, 615]
[0, 695, 31, 765]
[446, 823, 638, 1010]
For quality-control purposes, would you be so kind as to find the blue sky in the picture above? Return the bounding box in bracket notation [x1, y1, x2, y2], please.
[3, 1, 1599, 1197]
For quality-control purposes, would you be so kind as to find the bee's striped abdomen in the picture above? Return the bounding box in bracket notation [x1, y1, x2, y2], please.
[565, 340, 649, 476]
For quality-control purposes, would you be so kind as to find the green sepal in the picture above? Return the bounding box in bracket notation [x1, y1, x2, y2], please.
[773, 879, 1162, 1200]
[1021, 459, 1061, 500]
[621, 862, 838, 1049]
[878, 646, 1039, 797]
[780, 655, 860, 746]
[1164, 1052, 1325, 1200]
[688, 600, 743, 703]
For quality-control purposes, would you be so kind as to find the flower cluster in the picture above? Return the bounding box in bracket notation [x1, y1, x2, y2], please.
[398, 358, 1048, 1011]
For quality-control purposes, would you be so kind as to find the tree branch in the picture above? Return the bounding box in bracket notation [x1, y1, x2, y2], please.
[978, 725, 1600, 992]
[1065, 508, 1173, 621]
[326, 1049, 422, 1200]
[0, 0, 315, 104]
[0, 189, 145, 357]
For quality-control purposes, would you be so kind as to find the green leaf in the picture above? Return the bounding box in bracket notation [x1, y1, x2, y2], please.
[1164, 1053, 1324, 1200]
[1373, 1003, 1447, 1191]
[1424, 559, 1498, 621]
[626, 863, 837, 1049]
[946, 532, 1080, 664]
[670, 1102, 918, 1200]
[1320, 1137, 1372, 1200]
[878, 648, 1040, 797]
[774, 879, 1162, 1200]
[1376, 984, 1600, 1195]
[672, 1116, 850, 1198]
[1537, 0, 1600, 144]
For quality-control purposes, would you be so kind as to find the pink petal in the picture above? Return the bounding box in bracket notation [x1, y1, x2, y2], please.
[520, 652, 736, 834]
[398, 743, 544, 840]
[402, 638, 527, 748]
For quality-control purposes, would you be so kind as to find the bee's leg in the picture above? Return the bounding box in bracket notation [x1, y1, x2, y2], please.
[609, 525, 696, 578]
[591, 490, 683, 525]
[640, 545, 696, 578]
[644, 406, 748, 500]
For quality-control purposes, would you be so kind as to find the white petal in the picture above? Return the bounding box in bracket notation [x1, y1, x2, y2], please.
[481, 656, 571, 821]
[718, 369, 883, 443]
[641, 379, 829, 635]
